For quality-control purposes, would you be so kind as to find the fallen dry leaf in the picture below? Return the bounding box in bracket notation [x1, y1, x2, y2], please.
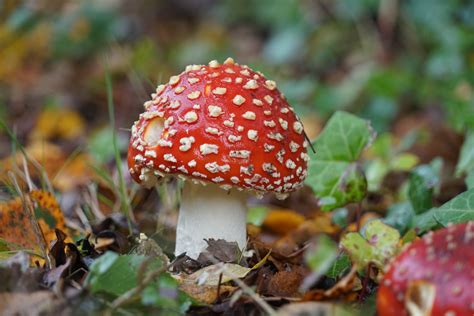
[303, 266, 360, 301]
[0, 141, 93, 191]
[273, 213, 340, 257]
[266, 270, 306, 298]
[181, 263, 251, 286]
[0, 291, 61, 316]
[179, 283, 236, 304]
[197, 238, 241, 265]
[30, 107, 86, 141]
[262, 209, 306, 235]
[175, 262, 254, 304]
[276, 301, 346, 316]
[0, 190, 70, 261]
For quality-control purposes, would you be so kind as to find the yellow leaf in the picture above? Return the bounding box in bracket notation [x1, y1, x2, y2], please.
[262, 209, 306, 235]
[31, 108, 85, 141]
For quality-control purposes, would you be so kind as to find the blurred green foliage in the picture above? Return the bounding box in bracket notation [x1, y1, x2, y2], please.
[2, 0, 473, 129]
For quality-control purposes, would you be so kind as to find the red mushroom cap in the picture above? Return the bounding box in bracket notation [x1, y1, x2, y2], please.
[127, 58, 309, 197]
[377, 221, 474, 316]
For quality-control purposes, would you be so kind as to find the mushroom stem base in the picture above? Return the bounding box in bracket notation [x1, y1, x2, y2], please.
[175, 181, 248, 259]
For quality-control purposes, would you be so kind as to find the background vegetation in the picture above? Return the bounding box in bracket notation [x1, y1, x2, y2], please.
[1, 0, 473, 315]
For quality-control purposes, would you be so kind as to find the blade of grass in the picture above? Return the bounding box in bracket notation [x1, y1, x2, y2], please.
[51, 145, 84, 184]
[0, 119, 53, 192]
[104, 61, 134, 234]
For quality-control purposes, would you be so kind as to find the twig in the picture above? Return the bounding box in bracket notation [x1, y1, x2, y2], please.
[22, 155, 35, 192]
[225, 269, 277, 316]
[358, 262, 374, 302]
[216, 273, 223, 301]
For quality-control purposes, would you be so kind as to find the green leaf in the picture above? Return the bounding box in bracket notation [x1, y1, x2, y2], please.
[391, 153, 419, 171]
[141, 274, 191, 314]
[365, 159, 389, 192]
[307, 111, 374, 211]
[466, 170, 474, 189]
[332, 208, 349, 228]
[408, 173, 433, 214]
[408, 161, 441, 214]
[456, 131, 474, 176]
[0, 239, 9, 252]
[246, 206, 268, 226]
[305, 235, 338, 275]
[85, 252, 165, 296]
[325, 253, 351, 279]
[341, 220, 400, 271]
[433, 188, 474, 226]
[383, 202, 415, 234]
[413, 188, 474, 232]
[88, 127, 127, 164]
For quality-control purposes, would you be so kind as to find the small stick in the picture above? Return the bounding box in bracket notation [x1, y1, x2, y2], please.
[216, 272, 223, 301]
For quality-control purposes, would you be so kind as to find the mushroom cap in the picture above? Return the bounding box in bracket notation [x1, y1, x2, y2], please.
[128, 58, 309, 197]
[377, 221, 474, 316]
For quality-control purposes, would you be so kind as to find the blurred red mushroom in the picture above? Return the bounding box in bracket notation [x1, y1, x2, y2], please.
[128, 58, 309, 259]
[377, 221, 474, 316]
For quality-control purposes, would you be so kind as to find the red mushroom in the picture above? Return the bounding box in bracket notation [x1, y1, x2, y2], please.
[377, 221, 474, 316]
[128, 58, 309, 258]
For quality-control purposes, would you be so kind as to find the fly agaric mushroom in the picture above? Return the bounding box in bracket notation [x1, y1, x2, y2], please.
[377, 221, 474, 316]
[128, 58, 309, 259]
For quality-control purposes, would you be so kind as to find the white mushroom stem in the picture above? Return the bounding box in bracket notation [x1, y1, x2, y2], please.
[175, 181, 248, 259]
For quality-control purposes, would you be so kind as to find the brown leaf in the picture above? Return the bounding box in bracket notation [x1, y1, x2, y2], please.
[303, 266, 359, 301]
[42, 258, 71, 288]
[276, 302, 345, 316]
[179, 283, 236, 304]
[0, 291, 60, 316]
[0, 262, 45, 293]
[266, 270, 306, 298]
[168, 254, 202, 274]
[273, 213, 340, 257]
[197, 238, 241, 265]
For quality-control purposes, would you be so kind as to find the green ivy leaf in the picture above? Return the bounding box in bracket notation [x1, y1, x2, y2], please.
[85, 252, 165, 296]
[466, 170, 474, 189]
[383, 202, 415, 234]
[408, 173, 433, 214]
[433, 188, 474, 225]
[341, 220, 400, 271]
[456, 131, 474, 176]
[307, 111, 374, 211]
[413, 188, 474, 232]
[408, 160, 442, 214]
